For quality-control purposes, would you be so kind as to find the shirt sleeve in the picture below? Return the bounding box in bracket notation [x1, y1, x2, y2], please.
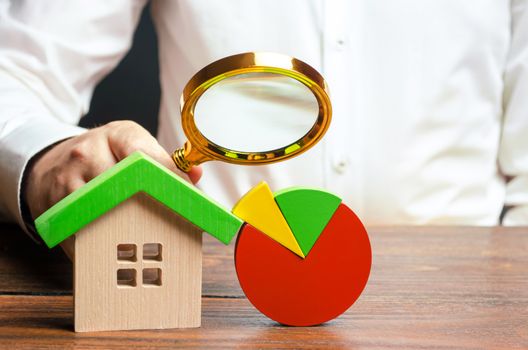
[500, 0, 528, 225]
[0, 0, 147, 228]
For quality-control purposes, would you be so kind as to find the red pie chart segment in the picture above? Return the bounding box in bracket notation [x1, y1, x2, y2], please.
[235, 203, 372, 326]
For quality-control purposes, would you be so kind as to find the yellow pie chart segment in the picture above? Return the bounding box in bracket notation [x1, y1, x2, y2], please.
[232, 182, 305, 258]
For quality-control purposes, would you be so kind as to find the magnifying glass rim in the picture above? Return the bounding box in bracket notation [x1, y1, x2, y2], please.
[180, 52, 332, 166]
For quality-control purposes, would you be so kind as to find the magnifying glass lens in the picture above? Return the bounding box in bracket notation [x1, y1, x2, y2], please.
[194, 72, 319, 153]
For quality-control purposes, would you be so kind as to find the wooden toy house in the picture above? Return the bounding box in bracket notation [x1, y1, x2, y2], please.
[35, 152, 242, 332]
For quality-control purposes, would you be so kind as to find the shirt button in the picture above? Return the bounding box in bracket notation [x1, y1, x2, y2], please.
[335, 37, 346, 51]
[333, 159, 349, 174]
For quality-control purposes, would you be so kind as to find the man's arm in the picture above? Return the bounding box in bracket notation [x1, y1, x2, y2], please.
[0, 1, 197, 233]
[500, 0, 528, 225]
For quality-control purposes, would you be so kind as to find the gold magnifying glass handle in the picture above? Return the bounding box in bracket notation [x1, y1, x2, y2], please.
[172, 141, 211, 172]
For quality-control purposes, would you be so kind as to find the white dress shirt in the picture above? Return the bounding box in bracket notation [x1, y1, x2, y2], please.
[1, 0, 528, 230]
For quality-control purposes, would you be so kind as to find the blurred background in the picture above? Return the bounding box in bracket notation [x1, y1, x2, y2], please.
[80, 5, 159, 136]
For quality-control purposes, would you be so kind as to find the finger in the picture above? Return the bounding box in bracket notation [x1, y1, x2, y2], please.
[145, 141, 196, 183]
[48, 175, 86, 210]
[66, 177, 87, 195]
[187, 166, 203, 184]
[81, 143, 119, 182]
[149, 143, 190, 175]
[106, 121, 194, 182]
[66, 133, 118, 183]
[105, 120, 155, 160]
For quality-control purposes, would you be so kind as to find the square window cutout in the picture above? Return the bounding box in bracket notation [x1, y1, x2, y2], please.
[143, 243, 162, 261]
[143, 268, 162, 286]
[117, 269, 137, 287]
[117, 244, 137, 262]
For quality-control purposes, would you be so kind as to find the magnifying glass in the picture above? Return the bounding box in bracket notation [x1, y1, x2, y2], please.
[171, 52, 332, 172]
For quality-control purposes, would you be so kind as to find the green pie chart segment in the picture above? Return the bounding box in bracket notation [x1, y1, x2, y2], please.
[274, 187, 342, 256]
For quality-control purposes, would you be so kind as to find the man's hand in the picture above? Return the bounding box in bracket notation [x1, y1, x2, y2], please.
[25, 120, 202, 220]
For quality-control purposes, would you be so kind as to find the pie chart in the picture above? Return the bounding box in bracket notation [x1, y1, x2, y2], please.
[232, 182, 372, 326]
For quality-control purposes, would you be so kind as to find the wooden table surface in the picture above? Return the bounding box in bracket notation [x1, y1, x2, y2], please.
[0, 224, 526, 349]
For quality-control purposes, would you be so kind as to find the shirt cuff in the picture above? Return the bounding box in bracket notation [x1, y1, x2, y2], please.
[502, 204, 528, 226]
[0, 119, 86, 234]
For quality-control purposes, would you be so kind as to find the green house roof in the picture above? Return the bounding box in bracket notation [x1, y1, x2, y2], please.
[35, 151, 243, 248]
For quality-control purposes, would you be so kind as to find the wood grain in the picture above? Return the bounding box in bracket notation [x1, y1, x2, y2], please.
[0, 224, 527, 349]
[74, 193, 202, 331]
